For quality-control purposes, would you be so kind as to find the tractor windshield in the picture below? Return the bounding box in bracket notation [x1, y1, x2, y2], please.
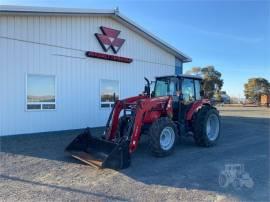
[154, 78, 176, 97]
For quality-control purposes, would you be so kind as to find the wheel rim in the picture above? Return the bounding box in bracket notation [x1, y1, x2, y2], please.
[206, 114, 220, 141]
[160, 127, 175, 150]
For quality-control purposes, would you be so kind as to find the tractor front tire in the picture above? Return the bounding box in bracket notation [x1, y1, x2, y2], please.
[192, 105, 221, 147]
[148, 117, 178, 157]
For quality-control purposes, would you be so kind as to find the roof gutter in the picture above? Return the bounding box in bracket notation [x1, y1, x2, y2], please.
[0, 5, 115, 16]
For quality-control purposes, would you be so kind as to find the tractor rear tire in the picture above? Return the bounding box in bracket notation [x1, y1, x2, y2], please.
[192, 105, 220, 147]
[148, 117, 178, 157]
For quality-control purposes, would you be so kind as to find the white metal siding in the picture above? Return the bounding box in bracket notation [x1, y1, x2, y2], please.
[0, 15, 175, 136]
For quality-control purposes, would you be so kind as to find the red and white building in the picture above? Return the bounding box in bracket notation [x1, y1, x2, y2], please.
[0, 5, 191, 136]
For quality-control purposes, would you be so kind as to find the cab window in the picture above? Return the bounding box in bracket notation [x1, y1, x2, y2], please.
[181, 79, 195, 103]
[194, 80, 202, 100]
[154, 78, 177, 97]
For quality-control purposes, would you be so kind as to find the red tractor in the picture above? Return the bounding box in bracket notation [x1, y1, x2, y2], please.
[66, 75, 221, 169]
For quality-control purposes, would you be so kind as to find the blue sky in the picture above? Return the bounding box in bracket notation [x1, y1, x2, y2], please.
[2, 0, 269, 97]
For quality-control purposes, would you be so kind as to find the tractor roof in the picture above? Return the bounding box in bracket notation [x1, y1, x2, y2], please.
[156, 74, 203, 80]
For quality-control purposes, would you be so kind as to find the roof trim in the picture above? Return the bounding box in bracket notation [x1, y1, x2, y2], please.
[0, 5, 115, 15]
[0, 5, 192, 62]
[156, 74, 203, 80]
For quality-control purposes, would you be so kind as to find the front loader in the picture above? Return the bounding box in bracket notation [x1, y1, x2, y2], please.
[66, 75, 221, 169]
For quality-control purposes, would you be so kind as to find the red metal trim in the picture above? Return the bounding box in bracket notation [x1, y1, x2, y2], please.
[186, 99, 210, 121]
[107, 100, 123, 140]
[85, 51, 133, 63]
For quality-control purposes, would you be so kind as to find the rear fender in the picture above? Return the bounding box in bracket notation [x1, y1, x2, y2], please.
[186, 99, 211, 121]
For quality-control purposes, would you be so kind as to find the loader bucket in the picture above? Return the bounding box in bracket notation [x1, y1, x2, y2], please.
[65, 128, 131, 169]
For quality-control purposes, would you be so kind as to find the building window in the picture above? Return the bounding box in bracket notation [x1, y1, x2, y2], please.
[26, 74, 56, 110]
[100, 79, 119, 108]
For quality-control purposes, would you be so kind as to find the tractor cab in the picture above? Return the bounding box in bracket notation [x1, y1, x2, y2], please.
[151, 75, 204, 121]
[152, 75, 203, 100]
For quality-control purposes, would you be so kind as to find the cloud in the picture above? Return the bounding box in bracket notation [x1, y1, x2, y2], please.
[179, 23, 264, 44]
[222, 67, 270, 77]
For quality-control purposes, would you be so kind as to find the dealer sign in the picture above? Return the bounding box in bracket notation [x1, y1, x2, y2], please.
[85, 51, 133, 63]
[86, 26, 133, 63]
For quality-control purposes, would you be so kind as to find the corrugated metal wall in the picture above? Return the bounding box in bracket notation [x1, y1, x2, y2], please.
[0, 15, 177, 136]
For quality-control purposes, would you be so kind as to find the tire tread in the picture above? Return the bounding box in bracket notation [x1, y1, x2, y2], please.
[148, 117, 178, 157]
[192, 105, 220, 147]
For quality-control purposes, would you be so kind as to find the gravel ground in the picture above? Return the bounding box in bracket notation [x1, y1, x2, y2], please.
[0, 107, 269, 201]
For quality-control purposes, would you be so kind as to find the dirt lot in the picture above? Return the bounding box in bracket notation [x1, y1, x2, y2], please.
[1, 107, 269, 201]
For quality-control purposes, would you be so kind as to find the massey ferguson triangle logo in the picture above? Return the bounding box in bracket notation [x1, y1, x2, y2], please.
[95, 26, 125, 54]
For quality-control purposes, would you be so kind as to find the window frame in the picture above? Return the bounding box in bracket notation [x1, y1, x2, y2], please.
[99, 79, 120, 109]
[25, 73, 57, 111]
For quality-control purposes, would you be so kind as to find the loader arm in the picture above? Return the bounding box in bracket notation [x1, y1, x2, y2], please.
[105, 95, 147, 141]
